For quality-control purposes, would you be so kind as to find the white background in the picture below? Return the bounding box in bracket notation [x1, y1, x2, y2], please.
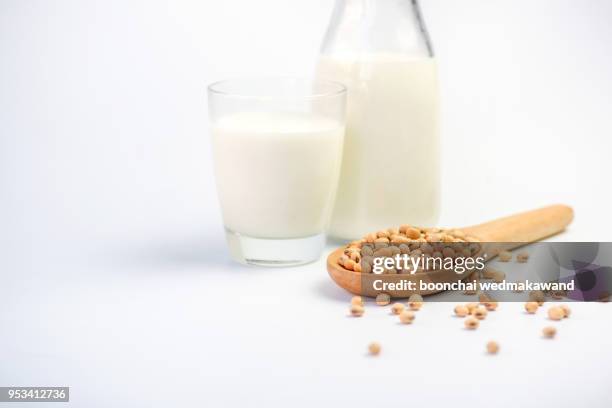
[1, 0, 611, 407]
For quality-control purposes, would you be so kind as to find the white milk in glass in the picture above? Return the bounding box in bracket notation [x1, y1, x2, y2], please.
[317, 53, 440, 240]
[212, 111, 344, 239]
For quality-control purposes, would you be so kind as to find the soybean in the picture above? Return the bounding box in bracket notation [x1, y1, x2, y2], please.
[391, 303, 405, 315]
[473, 307, 488, 320]
[525, 302, 539, 314]
[498, 251, 512, 262]
[548, 306, 564, 321]
[486, 341, 499, 354]
[454, 305, 469, 317]
[376, 293, 391, 306]
[465, 317, 479, 330]
[350, 304, 364, 317]
[560, 304, 571, 318]
[516, 252, 529, 263]
[543, 326, 557, 338]
[351, 296, 364, 307]
[368, 342, 381, 356]
[408, 294, 424, 311]
[399, 310, 416, 324]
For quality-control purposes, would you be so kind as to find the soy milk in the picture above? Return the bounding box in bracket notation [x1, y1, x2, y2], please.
[317, 53, 440, 240]
[212, 111, 344, 239]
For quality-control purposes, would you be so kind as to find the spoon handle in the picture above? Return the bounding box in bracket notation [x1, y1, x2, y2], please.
[461, 204, 574, 243]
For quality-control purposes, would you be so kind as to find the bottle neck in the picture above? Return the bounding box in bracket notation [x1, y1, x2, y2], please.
[322, 0, 433, 57]
[335, 0, 415, 14]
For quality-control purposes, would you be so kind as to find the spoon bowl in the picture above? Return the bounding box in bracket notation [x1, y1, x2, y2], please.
[326, 205, 574, 297]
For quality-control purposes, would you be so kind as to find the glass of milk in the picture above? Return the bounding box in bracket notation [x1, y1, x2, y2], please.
[207, 78, 346, 266]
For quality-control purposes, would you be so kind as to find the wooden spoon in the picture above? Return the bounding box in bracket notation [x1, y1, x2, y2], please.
[326, 204, 574, 297]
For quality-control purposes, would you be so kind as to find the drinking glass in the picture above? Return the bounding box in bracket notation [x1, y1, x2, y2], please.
[207, 78, 346, 266]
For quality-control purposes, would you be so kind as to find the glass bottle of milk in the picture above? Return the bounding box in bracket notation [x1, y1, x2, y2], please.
[317, 0, 440, 241]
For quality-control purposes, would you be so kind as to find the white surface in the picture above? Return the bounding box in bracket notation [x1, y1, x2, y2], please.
[1, 1, 612, 407]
